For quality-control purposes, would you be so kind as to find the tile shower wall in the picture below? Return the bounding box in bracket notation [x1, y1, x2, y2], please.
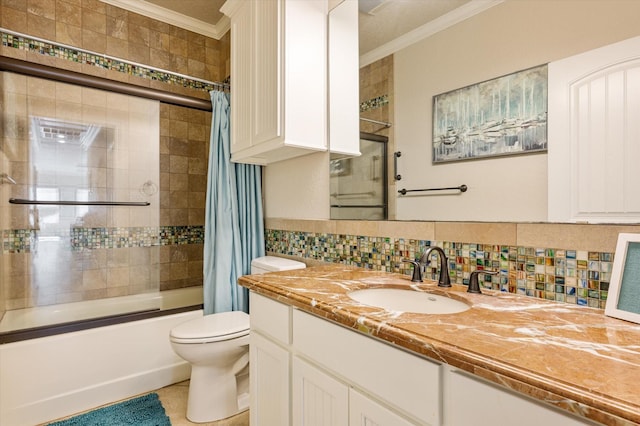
[265, 229, 613, 309]
[158, 103, 210, 291]
[360, 55, 392, 137]
[359, 55, 395, 218]
[0, 1, 229, 89]
[1, 72, 161, 310]
[0, 0, 229, 315]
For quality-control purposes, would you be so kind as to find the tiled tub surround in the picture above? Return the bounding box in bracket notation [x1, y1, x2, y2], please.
[1, 225, 204, 311]
[239, 265, 640, 426]
[265, 229, 613, 309]
[0, 29, 226, 93]
[0, 2, 229, 93]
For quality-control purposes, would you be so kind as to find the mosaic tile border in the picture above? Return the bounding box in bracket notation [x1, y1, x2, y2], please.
[0, 29, 228, 92]
[265, 229, 613, 309]
[360, 94, 389, 112]
[2, 225, 204, 253]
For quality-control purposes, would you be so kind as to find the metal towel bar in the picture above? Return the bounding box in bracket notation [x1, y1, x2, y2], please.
[9, 198, 150, 206]
[398, 185, 467, 195]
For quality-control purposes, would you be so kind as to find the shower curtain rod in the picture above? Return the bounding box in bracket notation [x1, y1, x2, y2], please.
[0, 56, 214, 112]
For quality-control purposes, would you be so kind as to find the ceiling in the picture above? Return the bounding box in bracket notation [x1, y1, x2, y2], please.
[139, 0, 477, 57]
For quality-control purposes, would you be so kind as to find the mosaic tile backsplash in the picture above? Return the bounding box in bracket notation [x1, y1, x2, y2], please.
[265, 229, 612, 309]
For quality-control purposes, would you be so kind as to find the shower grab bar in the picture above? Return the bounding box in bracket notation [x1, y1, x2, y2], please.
[398, 185, 468, 195]
[9, 198, 150, 206]
[393, 151, 402, 181]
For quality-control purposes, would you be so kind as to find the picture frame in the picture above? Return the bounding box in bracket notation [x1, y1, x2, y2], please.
[605, 233, 640, 324]
[432, 64, 548, 163]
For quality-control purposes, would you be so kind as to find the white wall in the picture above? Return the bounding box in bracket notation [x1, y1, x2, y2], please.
[394, 0, 640, 222]
[263, 152, 330, 219]
[263, 0, 640, 221]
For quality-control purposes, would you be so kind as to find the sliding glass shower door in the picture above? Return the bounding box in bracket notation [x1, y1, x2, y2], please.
[330, 133, 387, 220]
[0, 72, 160, 332]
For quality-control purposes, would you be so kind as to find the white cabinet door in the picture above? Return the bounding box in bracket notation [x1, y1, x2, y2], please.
[292, 356, 349, 426]
[250, 331, 290, 426]
[223, 0, 330, 165]
[252, 0, 281, 146]
[227, 0, 251, 153]
[328, 0, 360, 157]
[349, 389, 416, 426]
[548, 35, 640, 223]
[293, 309, 441, 425]
[445, 369, 595, 426]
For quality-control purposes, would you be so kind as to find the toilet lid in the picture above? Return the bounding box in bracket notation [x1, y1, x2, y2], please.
[170, 311, 249, 343]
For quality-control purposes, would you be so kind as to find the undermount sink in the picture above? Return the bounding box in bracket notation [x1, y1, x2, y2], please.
[348, 288, 470, 314]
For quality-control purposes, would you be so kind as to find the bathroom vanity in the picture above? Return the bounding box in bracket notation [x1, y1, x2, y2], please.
[239, 265, 640, 426]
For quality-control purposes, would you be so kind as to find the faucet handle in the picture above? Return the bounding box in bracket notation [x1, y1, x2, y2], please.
[468, 270, 498, 294]
[403, 259, 423, 282]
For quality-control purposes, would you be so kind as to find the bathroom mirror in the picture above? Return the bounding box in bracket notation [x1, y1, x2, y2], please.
[334, 0, 640, 224]
[331, 0, 476, 221]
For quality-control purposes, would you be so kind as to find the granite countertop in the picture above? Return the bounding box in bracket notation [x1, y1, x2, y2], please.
[238, 264, 640, 426]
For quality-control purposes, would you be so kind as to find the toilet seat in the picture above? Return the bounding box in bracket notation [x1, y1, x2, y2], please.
[170, 311, 250, 344]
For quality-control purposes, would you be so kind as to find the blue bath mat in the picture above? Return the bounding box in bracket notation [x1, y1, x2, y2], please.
[47, 392, 171, 426]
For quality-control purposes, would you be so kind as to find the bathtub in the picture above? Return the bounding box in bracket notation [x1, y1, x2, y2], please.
[0, 286, 204, 333]
[0, 287, 204, 426]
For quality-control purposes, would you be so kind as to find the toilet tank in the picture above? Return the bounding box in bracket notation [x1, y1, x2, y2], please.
[250, 256, 306, 274]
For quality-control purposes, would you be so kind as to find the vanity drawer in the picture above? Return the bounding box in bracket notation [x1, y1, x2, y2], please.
[250, 292, 291, 345]
[292, 309, 441, 425]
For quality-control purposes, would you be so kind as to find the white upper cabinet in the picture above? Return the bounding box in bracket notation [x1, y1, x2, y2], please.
[548, 36, 640, 223]
[222, 0, 360, 165]
[329, 0, 360, 157]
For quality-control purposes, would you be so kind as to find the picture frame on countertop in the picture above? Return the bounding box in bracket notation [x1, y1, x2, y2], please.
[605, 233, 640, 324]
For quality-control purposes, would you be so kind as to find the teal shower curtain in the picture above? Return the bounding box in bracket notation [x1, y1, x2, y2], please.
[203, 90, 265, 314]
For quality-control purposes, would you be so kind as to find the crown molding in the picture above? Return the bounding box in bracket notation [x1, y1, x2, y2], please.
[359, 0, 504, 67]
[100, 0, 230, 40]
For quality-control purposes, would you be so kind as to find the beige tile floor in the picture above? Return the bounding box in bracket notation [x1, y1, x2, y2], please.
[42, 380, 249, 426]
[157, 380, 249, 426]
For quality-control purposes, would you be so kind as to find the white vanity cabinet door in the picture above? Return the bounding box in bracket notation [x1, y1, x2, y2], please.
[349, 389, 416, 426]
[250, 292, 291, 345]
[445, 369, 596, 426]
[292, 357, 349, 426]
[292, 309, 441, 425]
[250, 331, 290, 426]
[249, 293, 292, 425]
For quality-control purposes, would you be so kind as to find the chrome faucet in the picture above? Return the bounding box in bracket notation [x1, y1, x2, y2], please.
[421, 246, 451, 287]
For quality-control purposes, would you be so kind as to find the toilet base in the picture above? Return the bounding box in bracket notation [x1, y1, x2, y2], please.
[186, 365, 248, 423]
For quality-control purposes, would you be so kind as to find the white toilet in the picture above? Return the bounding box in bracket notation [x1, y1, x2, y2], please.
[169, 256, 305, 423]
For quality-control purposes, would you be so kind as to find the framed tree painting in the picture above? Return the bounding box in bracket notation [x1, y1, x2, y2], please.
[432, 64, 548, 163]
